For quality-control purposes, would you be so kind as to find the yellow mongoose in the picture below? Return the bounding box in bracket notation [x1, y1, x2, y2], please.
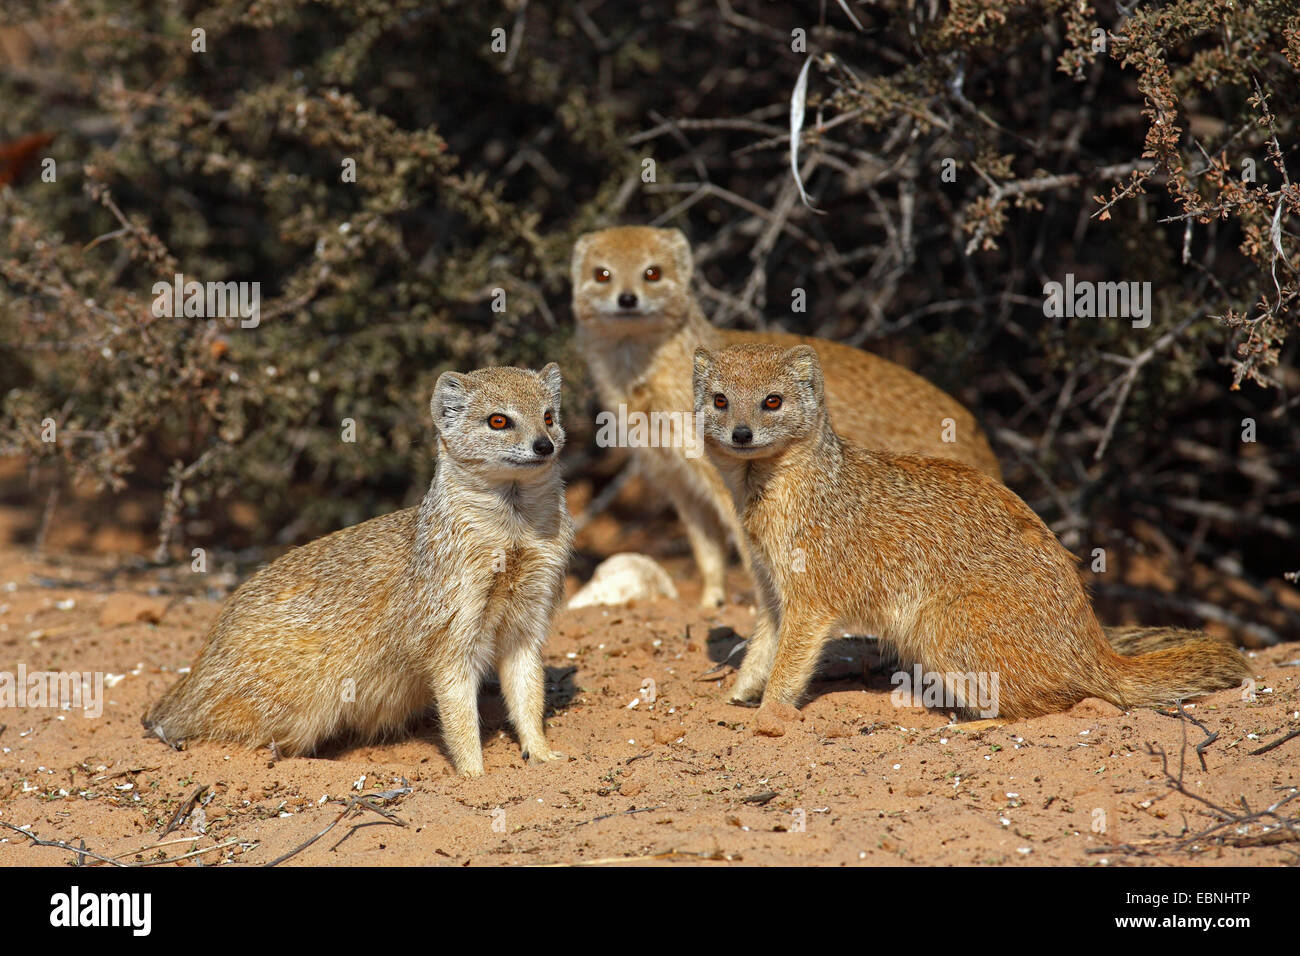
[572, 225, 1000, 609]
[144, 365, 573, 776]
[692, 343, 1251, 717]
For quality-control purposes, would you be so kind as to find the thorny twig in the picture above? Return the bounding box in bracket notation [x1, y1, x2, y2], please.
[1085, 709, 1300, 859]
[263, 785, 412, 867]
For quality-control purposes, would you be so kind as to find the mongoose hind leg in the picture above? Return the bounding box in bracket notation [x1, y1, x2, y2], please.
[670, 488, 732, 608]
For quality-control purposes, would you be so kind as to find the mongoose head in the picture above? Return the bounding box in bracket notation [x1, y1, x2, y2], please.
[571, 226, 693, 336]
[692, 344, 826, 460]
[431, 364, 566, 482]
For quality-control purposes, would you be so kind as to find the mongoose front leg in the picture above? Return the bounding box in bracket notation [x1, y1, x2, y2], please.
[731, 610, 777, 703]
[496, 629, 562, 765]
[731, 566, 782, 703]
[670, 488, 732, 608]
[432, 664, 486, 777]
[760, 609, 837, 710]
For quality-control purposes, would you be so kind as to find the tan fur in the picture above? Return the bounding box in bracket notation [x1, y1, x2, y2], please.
[573, 225, 1000, 609]
[143, 365, 574, 776]
[692, 343, 1251, 719]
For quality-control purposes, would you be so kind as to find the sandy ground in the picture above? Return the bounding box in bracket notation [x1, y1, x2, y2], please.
[0, 484, 1297, 868]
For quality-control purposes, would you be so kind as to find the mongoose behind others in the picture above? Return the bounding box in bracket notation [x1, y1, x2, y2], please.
[572, 225, 1000, 609]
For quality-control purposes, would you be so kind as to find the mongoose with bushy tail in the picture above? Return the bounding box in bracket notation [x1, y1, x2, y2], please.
[572, 226, 1000, 609]
[144, 364, 573, 776]
[692, 343, 1250, 718]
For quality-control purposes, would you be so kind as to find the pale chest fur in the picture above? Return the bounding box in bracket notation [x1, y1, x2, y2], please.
[585, 324, 732, 516]
[478, 540, 567, 632]
[451, 506, 568, 620]
[408, 475, 571, 648]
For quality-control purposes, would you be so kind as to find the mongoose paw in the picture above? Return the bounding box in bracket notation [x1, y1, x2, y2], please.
[458, 765, 486, 778]
[144, 722, 185, 751]
[952, 718, 1005, 734]
[729, 675, 766, 705]
[699, 586, 726, 609]
[524, 748, 565, 766]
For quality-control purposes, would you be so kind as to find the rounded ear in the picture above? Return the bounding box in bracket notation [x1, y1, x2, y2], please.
[662, 228, 693, 283]
[692, 347, 714, 409]
[538, 362, 562, 409]
[571, 232, 597, 288]
[431, 371, 468, 431]
[784, 345, 825, 405]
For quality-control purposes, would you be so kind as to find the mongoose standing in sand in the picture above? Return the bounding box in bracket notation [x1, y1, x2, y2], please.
[144, 364, 573, 776]
[572, 225, 1000, 609]
[692, 343, 1251, 717]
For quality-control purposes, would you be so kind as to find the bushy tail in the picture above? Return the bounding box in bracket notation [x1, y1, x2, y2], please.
[1103, 625, 1219, 657]
[1098, 626, 1251, 709]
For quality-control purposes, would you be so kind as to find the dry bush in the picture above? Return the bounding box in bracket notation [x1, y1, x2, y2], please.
[0, 0, 1296, 636]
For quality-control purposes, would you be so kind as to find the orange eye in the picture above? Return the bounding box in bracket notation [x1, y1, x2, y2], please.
[713, 394, 728, 410]
[594, 268, 611, 283]
[544, 411, 554, 427]
[763, 394, 782, 410]
[488, 414, 509, 429]
[644, 266, 661, 281]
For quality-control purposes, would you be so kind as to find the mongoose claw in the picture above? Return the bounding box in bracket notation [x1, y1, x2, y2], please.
[458, 765, 486, 779]
[144, 721, 185, 751]
[699, 587, 726, 609]
[729, 673, 766, 704]
[524, 748, 566, 765]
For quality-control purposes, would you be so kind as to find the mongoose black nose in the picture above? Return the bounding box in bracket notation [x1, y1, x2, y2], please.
[732, 426, 753, 445]
[617, 292, 638, 310]
[533, 436, 555, 457]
